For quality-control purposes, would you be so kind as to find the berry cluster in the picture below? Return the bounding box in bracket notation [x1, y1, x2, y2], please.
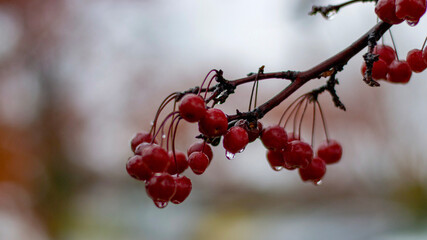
[125, 69, 345, 208]
[262, 94, 342, 184]
[375, 0, 427, 26]
[361, 42, 427, 84]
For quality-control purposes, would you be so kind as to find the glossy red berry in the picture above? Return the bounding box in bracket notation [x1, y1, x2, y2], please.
[198, 108, 228, 137]
[387, 60, 412, 83]
[126, 155, 153, 181]
[170, 176, 192, 204]
[167, 151, 189, 175]
[188, 152, 210, 175]
[395, 0, 426, 25]
[145, 173, 176, 207]
[266, 150, 285, 171]
[223, 126, 249, 154]
[284, 140, 313, 169]
[374, 45, 396, 64]
[187, 141, 213, 162]
[261, 125, 288, 151]
[375, 0, 404, 25]
[361, 58, 388, 80]
[407, 49, 427, 73]
[134, 142, 152, 156]
[179, 94, 207, 123]
[317, 140, 343, 164]
[130, 132, 156, 152]
[298, 157, 327, 183]
[140, 145, 170, 173]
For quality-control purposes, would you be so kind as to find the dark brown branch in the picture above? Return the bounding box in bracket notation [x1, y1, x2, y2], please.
[227, 21, 391, 120]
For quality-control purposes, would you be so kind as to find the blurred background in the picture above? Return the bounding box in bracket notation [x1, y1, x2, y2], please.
[1, 0, 427, 239]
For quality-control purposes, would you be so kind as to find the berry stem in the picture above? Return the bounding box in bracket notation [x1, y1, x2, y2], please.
[311, 101, 317, 147]
[171, 117, 183, 175]
[298, 98, 310, 141]
[388, 29, 399, 60]
[150, 92, 178, 135]
[316, 100, 330, 143]
[421, 36, 427, 50]
[278, 94, 307, 125]
[198, 69, 218, 96]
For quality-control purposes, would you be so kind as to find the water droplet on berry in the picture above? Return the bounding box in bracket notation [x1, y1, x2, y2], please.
[238, 147, 245, 153]
[406, 19, 419, 27]
[314, 180, 323, 186]
[325, 9, 337, 20]
[225, 151, 235, 160]
[154, 200, 168, 208]
[272, 166, 283, 171]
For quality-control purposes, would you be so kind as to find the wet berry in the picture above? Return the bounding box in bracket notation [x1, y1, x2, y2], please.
[266, 150, 285, 171]
[126, 155, 153, 181]
[131, 132, 156, 152]
[234, 119, 263, 142]
[171, 176, 192, 204]
[261, 125, 288, 151]
[187, 141, 213, 162]
[317, 140, 343, 164]
[298, 157, 327, 183]
[179, 94, 207, 122]
[395, 0, 426, 25]
[167, 151, 189, 175]
[188, 152, 210, 175]
[223, 126, 249, 154]
[140, 145, 170, 173]
[375, 0, 404, 25]
[374, 44, 396, 64]
[145, 173, 176, 203]
[198, 108, 228, 137]
[407, 49, 427, 73]
[387, 60, 412, 83]
[284, 140, 313, 169]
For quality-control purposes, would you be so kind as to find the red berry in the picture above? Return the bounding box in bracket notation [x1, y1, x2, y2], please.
[361, 58, 388, 80]
[167, 151, 189, 175]
[375, 0, 404, 24]
[298, 157, 327, 183]
[198, 108, 228, 137]
[261, 125, 288, 151]
[140, 145, 170, 173]
[134, 142, 152, 156]
[179, 94, 207, 123]
[130, 132, 155, 152]
[407, 49, 427, 73]
[284, 140, 313, 169]
[145, 173, 176, 204]
[126, 155, 153, 181]
[170, 175, 192, 204]
[423, 47, 427, 64]
[223, 126, 249, 154]
[234, 119, 263, 142]
[266, 150, 285, 171]
[374, 45, 396, 64]
[187, 141, 213, 162]
[317, 140, 343, 164]
[188, 152, 210, 175]
[395, 0, 426, 25]
[387, 60, 412, 83]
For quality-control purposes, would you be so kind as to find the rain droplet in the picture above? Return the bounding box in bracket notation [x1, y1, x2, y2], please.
[314, 180, 323, 186]
[225, 151, 235, 160]
[406, 19, 419, 27]
[238, 147, 245, 153]
[154, 200, 168, 208]
[272, 166, 283, 171]
[150, 121, 154, 126]
[162, 134, 166, 139]
[324, 9, 337, 20]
